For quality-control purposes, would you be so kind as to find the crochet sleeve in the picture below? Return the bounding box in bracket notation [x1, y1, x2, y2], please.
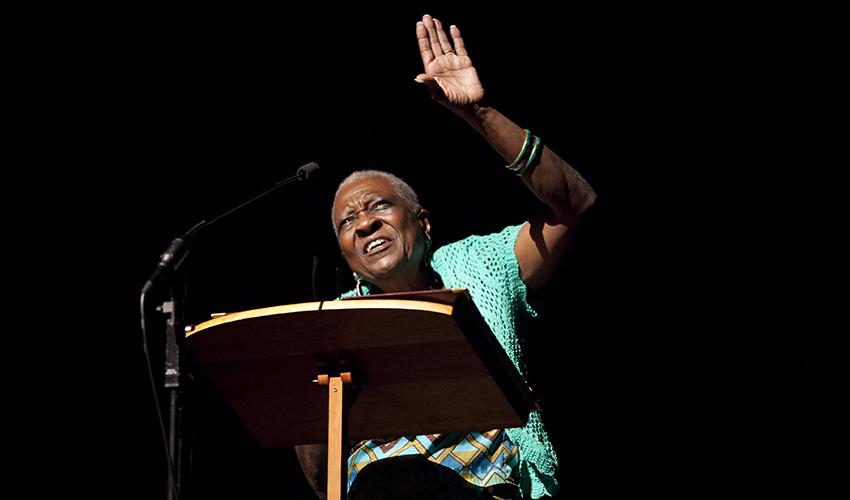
[432, 222, 537, 325]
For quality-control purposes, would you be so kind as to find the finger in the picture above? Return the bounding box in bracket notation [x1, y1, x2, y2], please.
[450, 24, 468, 57]
[433, 18, 454, 55]
[416, 21, 435, 67]
[422, 14, 444, 58]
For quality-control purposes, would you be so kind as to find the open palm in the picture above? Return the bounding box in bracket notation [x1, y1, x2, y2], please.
[415, 15, 484, 106]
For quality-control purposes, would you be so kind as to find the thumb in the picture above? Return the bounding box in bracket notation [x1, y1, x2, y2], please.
[413, 74, 447, 103]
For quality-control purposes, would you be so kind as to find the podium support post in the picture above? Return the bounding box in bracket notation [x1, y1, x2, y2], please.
[318, 371, 353, 500]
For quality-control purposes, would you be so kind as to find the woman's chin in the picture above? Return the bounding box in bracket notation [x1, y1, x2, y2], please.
[361, 254, 404, 278]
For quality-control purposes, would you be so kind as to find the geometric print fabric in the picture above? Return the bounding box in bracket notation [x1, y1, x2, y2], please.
[347, 429, 520, 492]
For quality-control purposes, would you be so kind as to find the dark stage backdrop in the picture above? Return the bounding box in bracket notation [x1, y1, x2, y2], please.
[19, 2, 841, 500]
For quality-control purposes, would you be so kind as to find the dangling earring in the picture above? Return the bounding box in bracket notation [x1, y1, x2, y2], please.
[354, 272, 365, 297]
[422, 232, 442, 291]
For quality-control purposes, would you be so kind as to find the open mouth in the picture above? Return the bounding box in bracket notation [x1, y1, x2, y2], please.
[364, 238, 391, 255]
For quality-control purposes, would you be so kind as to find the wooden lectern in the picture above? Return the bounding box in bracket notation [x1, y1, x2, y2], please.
[185, 289, 536, 500]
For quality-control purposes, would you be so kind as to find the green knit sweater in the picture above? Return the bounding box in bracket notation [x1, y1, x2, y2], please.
[346, 223, 559, 498]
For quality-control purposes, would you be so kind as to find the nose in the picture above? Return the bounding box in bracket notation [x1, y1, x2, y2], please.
[353, 211, 381, 237]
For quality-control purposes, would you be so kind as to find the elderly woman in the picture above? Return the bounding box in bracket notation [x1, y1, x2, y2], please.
[297, 14, 596, 500]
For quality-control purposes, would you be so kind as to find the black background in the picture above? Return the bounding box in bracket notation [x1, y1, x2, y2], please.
[14, 1, 843, 499]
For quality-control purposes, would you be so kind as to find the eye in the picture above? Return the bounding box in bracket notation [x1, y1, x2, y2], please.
[371, 200, 392, 212]
[338, 215, 354, 232]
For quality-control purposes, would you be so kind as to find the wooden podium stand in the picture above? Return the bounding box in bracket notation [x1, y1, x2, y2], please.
[185, 289, 536, 500]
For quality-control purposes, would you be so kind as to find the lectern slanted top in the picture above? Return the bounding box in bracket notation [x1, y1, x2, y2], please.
[184, 288, 536, 448]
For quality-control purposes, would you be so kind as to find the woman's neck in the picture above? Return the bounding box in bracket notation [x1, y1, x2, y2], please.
[367, 264, 442, 294]
[373, 272, 430, 294]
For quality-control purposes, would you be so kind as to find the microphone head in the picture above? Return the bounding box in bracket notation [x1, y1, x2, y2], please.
[296, 162, 320, 180]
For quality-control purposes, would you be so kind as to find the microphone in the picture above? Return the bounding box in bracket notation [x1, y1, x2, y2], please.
[141, 236, 189, 294]
[295, 161, 320, 181]
[142, 161, 321, 293]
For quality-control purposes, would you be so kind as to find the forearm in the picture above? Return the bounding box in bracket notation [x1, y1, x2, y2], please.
[294, 444, 327, 500]
[455, 104, 597, 221]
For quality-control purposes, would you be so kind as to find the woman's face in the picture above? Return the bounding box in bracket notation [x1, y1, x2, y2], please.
[332, 176, 430, 292]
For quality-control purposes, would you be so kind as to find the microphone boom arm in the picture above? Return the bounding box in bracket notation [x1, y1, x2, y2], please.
[142, 162, 320, 292]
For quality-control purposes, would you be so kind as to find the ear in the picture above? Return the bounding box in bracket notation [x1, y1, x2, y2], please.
[417, 208, 432, 237]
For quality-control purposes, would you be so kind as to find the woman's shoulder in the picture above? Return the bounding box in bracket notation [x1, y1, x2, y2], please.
[433, 222, 526, 260]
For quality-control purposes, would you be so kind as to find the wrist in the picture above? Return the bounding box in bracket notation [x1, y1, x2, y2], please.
[452, 103, 490, 133]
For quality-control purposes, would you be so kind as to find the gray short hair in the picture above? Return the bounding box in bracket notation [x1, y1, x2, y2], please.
[332, 170, 421, 235]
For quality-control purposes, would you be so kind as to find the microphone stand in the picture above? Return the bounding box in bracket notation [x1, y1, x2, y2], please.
[140, 162, 319, 500]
